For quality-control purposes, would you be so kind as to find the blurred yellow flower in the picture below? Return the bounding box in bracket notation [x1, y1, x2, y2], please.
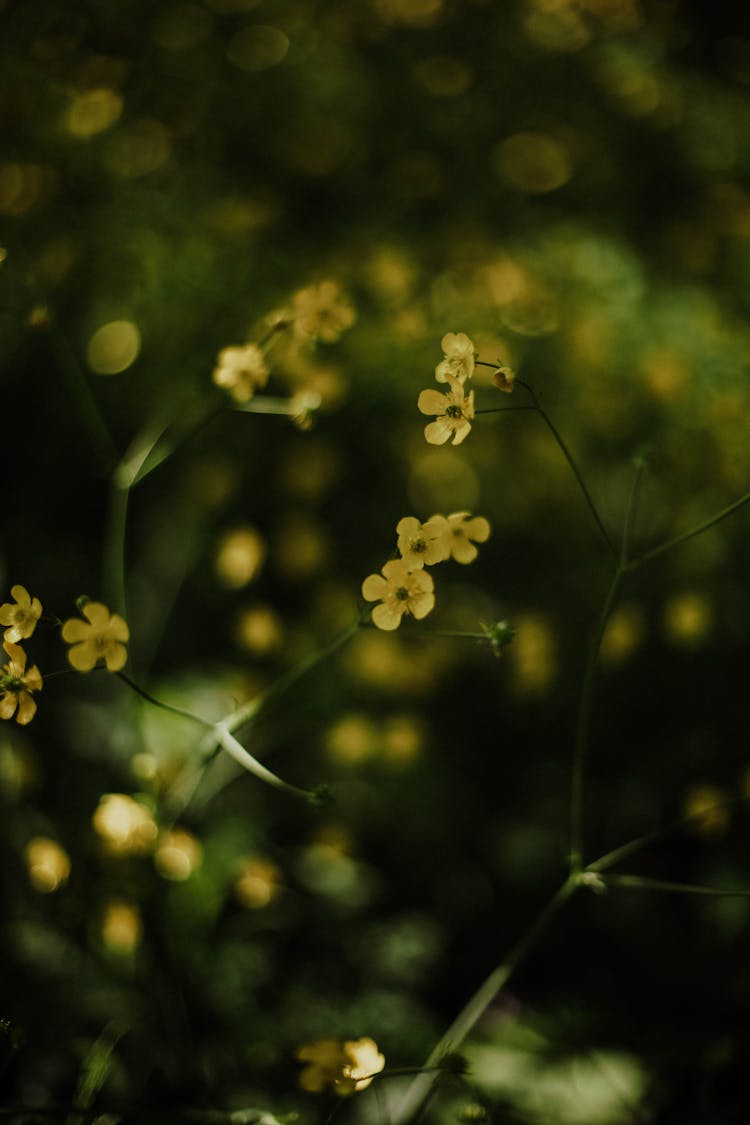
[296, 1037, 385, 1095]
[61, 602, 129, 672]
[418, 375, 474, 445]
[291, 281, 355, 343]
[0, 641, 42, 725]
[362, 559, 435, 630]
[212, 343, 269, 403]
[435, 332, 475, 383]
[396, 515, 450, 568]
[93, 793, 158, 856]
[437, 511, 491, 563]
[0, 584, 42, 642]
[25, 836, 70, 892]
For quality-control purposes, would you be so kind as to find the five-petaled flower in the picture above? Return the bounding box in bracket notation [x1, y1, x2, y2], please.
[0, 584, 42, 643]
[296, 1037, 385, 1096]
[291, 281, 356, 344]
[0, 640, 42, 725]
[212, 343, 269, 404]
[362, 558, 435, 630]
[418, 375, 475, 446]
[440, 511, 491, 564]
[435, 332, 475, 384]
[396, 515, 450, 569]
[61, 603, 130, 673]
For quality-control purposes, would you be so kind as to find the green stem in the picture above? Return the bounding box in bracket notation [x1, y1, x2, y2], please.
[603, 874, 750, 897]
[52, 329, 119, 473]
[621, 459, 646, 567]
[625, 488, 750, 571]
[104, 482, 130, 620]
[394, 876, 579, 1124]
[517, 380, 616, 558]
[475, 405, 537, 415]
[569, 566, 626, 873]
[116, 672, 212, 728]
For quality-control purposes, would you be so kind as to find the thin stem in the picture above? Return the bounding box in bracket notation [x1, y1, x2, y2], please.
[569, 566, 626, 873]
[621, 459, 646, 567]
[394, 876, 579, 1125]
[52, 329, 119, 473]
[517, 380, 616, 558]
[104, 482, 130, 619]
[626, 488, 750, 571]
[116, 672, 212, 728]
[475, 405, 537, 415]
[603, 874, 750, 898]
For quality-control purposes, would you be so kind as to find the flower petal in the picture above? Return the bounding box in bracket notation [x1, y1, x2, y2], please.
[409, 591, 435, 619]
[418, 389, 448, 416]
[16, 691, 37, 725]
[10, 585, 30, 608]
[362, 574, 388, 602]
[108, 614, 130, 642]
[67, 642, 99, 672]
[0, 693, 17, 720]
[452, 538, 478, 564]
[424, 421, 452, 445]
[103, 644, 128, 673]
[372, 603, 404, 631]
[61, 619, 91, 643]
[83, 602, 111, 627]
[464, 516, 491, 542]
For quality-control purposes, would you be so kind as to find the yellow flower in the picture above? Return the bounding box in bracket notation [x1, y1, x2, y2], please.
[417, 375, 474, 446]
[396, 515, 450, 568]
[492, 364, 516, 393]
[435, 332, 475, 383]
[212, 343, 269, 403]
[61, 602, 129, 672]
[0, 641, 42, 725]
[362, 559, 435, 630]
[296, 1037, 385, 1096]
[291, 281, 356, 344]
[439, 511, 491, 563]
[0, 584, 42, 643]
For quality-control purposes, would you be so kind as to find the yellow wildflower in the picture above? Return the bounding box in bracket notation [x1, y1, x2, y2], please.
[0, 641, 42, 725]
[438, 511, 491, 563]
[435, 332, 475, 383]
[492, 363, 516, 393]
[0, 584, 42, 643]
[396, 515, 450, 568]
[296, 1037, 385, 1096]
[212, 343, 269, 403]
[291, 281, 356, 343]
[61, 602, 129, 672]
[417, 374, 474, 445]
[362, 559, 434, 630]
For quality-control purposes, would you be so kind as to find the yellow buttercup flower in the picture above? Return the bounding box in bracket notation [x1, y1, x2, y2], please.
[0, 641, 42, 725]
[291, 280, 356, 344]
[439, 511, 491, 563]
[61, 602, 129, 672]
[0, 584, 42, 643]
[362, 558, 435, 630]
[418, 374, 474, 446]
[396, 515, 450, 568]
[212, 343, 269, 403]
[296, 1037, 385, 1096]
[492, 363, 516, 393]
[435, 332, 475, 383]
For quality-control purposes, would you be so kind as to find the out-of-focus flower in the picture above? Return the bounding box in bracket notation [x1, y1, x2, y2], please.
[435, 512, 491, 563]
[212, 343, 269, 403]
[435, 332, 475, 383]
[362, 559, 435, 630]
[396, 515, 450, 568]
[25, 836, 70, 892]
[0, 641, 42, 725]
[418, 375, 474, 445]
[154, 828, 203, 881]
[235, 856, 282, 907]
[289, 387, 323, 429]
[215, 527, 266, 588]
[291, 281, 355, 343]
[102, 900, 142, 953]
[92, 793, 158, 856]
[0, 585, 42, 643]
[61, 602, 129, 672]
[296, 1037, 385, 1095]
[492, 363, 516, 393]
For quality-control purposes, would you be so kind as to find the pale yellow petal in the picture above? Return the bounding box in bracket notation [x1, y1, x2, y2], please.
[16, 691, 37, 725]
[381, 558, 411, 583]
[450, 419, 471, 445]
[424, 421, 452, 445]
[67, 642, 99, 672]
[108, 614, 130, 642]
[24, 665, 42, 692]
[3, 641, 26, 673]
[464, 516, 491, 542]
[418, 389, 448, 416]
[0, 694, 17, 720]
[362, 574, 388, 602]
[10, 585, 30, 608]
[452, 538, 478, 564]
[83, 602, 111, 627]
[396, 516, 420, 538]
[61, 618, 91, 643]
[104, 643, 128, 672]
[372, 603, 404, 630]
[409, 591, 435, 619]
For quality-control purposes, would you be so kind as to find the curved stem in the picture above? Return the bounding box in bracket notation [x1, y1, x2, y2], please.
[52, 329, 119, 474]
[603, 874, 750, 898]
[621, 458, 646, 567]
[394, 876, 579, 1124]
[517, 380, 616, 558]
[569, 566, 626, 873]
[626, 488, 750, 571]
[104, 483, 130, 619]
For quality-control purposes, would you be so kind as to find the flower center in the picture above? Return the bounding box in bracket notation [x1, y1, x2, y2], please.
[1, 674, 23, 693]
[395, 586, 410, 601]
[445, 405, 463, 419]
[411, 538, 427, 553]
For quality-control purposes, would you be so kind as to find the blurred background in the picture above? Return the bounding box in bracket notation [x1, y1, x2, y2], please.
[3, 0, 750, 1120]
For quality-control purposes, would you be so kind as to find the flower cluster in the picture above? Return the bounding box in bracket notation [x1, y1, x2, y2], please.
[61, 602, 129, 672]
[362, 512, 491, 630]
[418, 332, 515, 445]
[296, 1037, 385, 1096]
[211, 280, 355, 426]
[0, 586, 43, 725]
